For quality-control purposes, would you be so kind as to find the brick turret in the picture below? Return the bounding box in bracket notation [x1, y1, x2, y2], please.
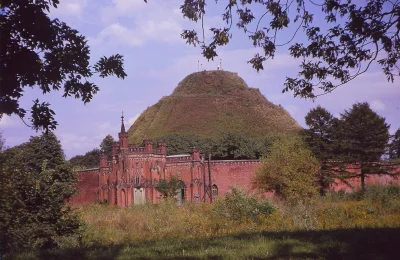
[192, 147, 200, 160]
[100, 154, 108, 168]
[144, 139, 153, 153]
[157, 141, 166, 155]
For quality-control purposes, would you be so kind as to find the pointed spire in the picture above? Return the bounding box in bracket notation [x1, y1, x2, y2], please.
[120, 110, 126, 133]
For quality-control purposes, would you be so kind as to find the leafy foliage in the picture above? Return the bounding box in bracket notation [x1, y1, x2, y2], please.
[174, 0, 400, 97]
[100, 134, 115, 160]
[253, 135, 320, 199]
[159, 133, 272, 159]
[0, 133, 80, 253]
[0, 0, 127, 132]
[338, 102, 391, 190]
[69, 135, 115, 169]
[390, 128, 400, 160]
[69, 148, 101, 169]
[213, 187, 275, 223]
[159, 134, 215, 156]
[302, 106, 342, 191]
[154, 176, 181, 198]
[303, 102, 393, 192]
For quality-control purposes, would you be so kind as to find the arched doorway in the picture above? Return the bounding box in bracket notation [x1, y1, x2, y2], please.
[121, 189, 127, 207]
[176, 181, 185, 206]
[134, 188, 145, 205]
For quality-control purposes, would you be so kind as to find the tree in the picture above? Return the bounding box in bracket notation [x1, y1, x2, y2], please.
[252, 135, 319, 200]
[0, 0, 127, 132]
[154, 175, 181, 198]
[174, 0, 399, 98]
[0, 133, 79, 253]
[159, 134, 215, 156]
[69, 135, 115, 169]
[214, 133, 266, 160]
[69, 148, 101, 169]
[100, 134, 115, 160]
[303, 106, 341, 192]
[339, 102, 390, 191]
[390, 128, 400, 160]
[159, 133, 270, 159]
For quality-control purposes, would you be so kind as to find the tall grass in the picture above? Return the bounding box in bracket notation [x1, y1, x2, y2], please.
[79, 185, 400, 246]
[7, 185, 400, 259]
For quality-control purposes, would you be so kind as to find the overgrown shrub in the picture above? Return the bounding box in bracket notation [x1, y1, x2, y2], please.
[0, 133, 80, 254]
[213, 187, 275, 223]
[253, 135, 320, 200]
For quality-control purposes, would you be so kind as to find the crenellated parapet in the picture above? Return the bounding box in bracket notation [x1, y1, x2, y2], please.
[210, 160, 261, 165]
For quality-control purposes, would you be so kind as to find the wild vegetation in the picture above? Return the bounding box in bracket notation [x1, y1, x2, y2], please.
[7, 185, 400, 259]
[0, 133, 80, 254]
[254, 135, 320, 199]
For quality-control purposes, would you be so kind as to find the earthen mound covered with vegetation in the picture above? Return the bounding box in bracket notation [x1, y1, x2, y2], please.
[128, 70, 301, 146]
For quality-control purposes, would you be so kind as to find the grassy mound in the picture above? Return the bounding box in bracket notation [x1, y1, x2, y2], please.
[128, 70, 301, 144]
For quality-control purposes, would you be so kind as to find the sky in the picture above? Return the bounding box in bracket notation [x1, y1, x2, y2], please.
[1, 0, 399, 159]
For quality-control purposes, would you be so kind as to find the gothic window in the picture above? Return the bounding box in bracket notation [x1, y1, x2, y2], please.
[135, 175, 140, 185]
[212, 185, 218, 197]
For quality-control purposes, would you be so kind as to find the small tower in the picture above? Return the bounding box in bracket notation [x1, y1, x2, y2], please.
[143, 139, 153, 153]
[119, 111, 128, 153]
[157, 140, 167, 155]
[192, 147, 200, 160]
[100, 154, 108, 168]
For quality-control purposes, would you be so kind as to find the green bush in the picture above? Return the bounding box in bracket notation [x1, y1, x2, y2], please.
[213, 187, 275, 223]
[253, 135, 320, 200]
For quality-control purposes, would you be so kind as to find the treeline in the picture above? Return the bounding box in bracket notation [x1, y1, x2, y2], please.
[69, 134, 115, 169]
[253, 102, 400, 199]
[159, 133, 274, 160]
[302, 102, 399, 191]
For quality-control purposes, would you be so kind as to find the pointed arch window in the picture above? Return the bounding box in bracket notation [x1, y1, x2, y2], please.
[212, 185, 218, 197]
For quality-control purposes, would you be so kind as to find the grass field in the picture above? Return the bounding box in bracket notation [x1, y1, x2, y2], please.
[12, 228, 400, 259]
[8, 185, 400, 260]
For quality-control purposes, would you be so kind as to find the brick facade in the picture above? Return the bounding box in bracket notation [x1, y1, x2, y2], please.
[71, 117, 400, 206]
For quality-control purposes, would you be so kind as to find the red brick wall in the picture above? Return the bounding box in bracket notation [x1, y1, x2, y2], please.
[209, 160, 261, 197]
[330, 164, 400, 192]
[70, 168, 100, 204]
[71, 161, 400, 205]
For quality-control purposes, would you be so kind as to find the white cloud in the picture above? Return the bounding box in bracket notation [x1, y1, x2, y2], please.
[370, 100, 386, 111]
[94, 23, 144, 46]
[0, 115, 13, 127]
[95, 0, 223, 46]
[51, 0, 88, 18]
[140, 48, 300, 87]
[113, 0, 147, 12]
